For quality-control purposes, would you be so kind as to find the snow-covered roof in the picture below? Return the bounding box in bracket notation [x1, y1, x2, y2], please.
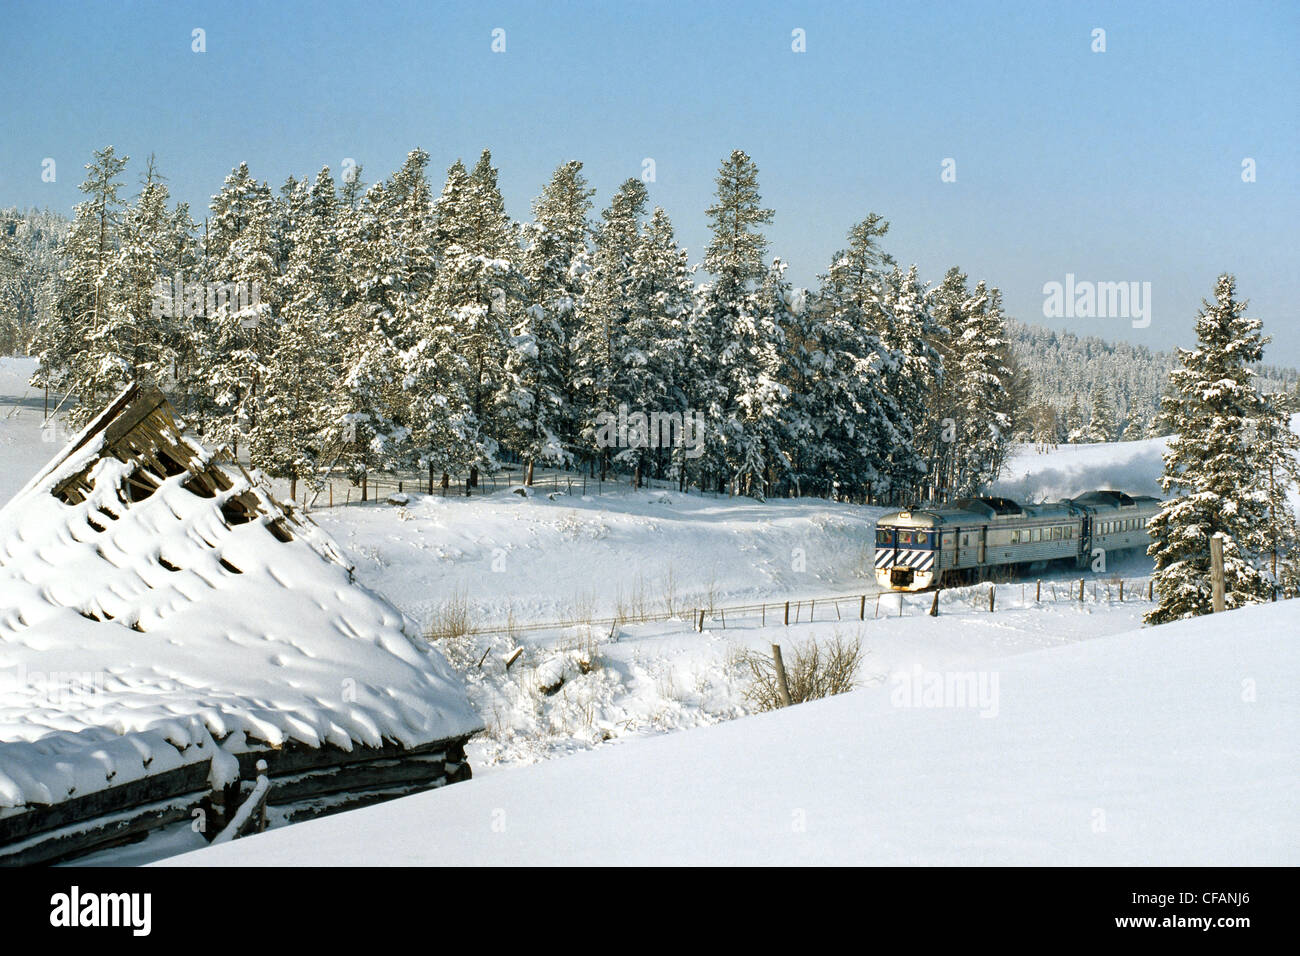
[0, 385, 480, 813]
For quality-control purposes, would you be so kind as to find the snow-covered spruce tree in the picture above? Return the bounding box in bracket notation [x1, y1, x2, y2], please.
[1082, 383, 1117, 442]
[1253, 395, 1300, 597]
[329, 152, 442, 496]
[330, 180, 393, 496]
[503, 161, 593, 484]
[1120, 416, 1145, 442]
[576, 177, 647, 479]
[1063, 393, 1085, 442]
[1029, 401, 1060, 451]
[159, 199, 199, 402]
[38, 146, 129, 420]
[695, 149, 785, 497]
[878, 263, 941, 502]
[252, 174, 338, 501]
[425, 151, 522, 486]
[1145, 275, 1276, 623]
[195, 163, 280, 452]
[950, 281, 1014, 496]
[625, 206, 696, 486]
[94, 158, 177, 406]
[736, 260, 793, 498]
[792, 215, 909, 502]
[920, 267, 967, 500]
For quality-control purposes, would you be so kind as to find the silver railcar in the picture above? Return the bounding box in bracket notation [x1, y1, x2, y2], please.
[874, 490, 1161, 592]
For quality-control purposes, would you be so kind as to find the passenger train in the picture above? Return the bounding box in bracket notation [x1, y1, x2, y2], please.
[873, 490, 1161, 592]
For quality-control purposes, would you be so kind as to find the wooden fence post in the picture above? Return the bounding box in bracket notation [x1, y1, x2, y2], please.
[1148, 579, 1154, 601]
[929, 590, 940, 617]
[1036, 579, 1041, 602]
[784, 601, 790, 626]
[1078, 578, 1085, 602]
[859, 594, 866, 620]
[1210, 533, 1226, 613]
[1119, 580, 1124, 602]
[988, 584, 995, 612]
[697, 609, 705, 632]
[771, 644, 793, 708]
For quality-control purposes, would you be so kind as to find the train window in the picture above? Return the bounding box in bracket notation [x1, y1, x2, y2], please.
[1067, 526, 1074, 538]
[1052, 526, 1063, 540]
[1010, 530, 1020, 544]
[915, 532, 931, 548]
[1032, 528, 1042, 542]
[962, 534, 969, 546]
[899, 531, 913, 545]
[876, 528, 893, 546]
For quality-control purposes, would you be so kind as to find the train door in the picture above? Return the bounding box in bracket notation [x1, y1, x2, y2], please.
[1079, 512, 1092, 567]
[978, 525, 987, 564]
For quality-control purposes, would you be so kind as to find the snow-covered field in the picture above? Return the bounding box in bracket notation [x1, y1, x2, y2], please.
[167, 599, 1299, 866]
[3, 356, 1295, 865]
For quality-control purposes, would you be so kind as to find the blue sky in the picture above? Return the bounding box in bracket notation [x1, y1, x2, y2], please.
[2, 0, 1298, 361]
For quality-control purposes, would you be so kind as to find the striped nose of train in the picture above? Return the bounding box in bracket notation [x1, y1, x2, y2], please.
[877, 549, 933, 571]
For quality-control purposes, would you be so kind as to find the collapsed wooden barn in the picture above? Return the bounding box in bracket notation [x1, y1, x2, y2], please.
[0, 384, 482, 865]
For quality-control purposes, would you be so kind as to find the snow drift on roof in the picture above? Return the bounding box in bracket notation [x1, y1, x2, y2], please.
[0, 385, 481, 811]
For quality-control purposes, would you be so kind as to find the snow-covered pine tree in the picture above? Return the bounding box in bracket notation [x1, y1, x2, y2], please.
[94, 157, 176, 406]
[695, 149, 783, 497]
[1030, 401, 1060, 451]
[1253, 396, 1300, 596]
[426, 151, 523, 486]
[576, 177, 647, 479]
[331, 179, 404, 498]
[38, 146, 129, 420]
[252, 175, 338, 501]
[920, 267, 967, 499]
[1063, 394, 1085, 442]
[950, 281, 1013, 495]
[794, 215, 912, 502]
[504, 161, 593, 484]
[1146, 275, 1276, 623]
[625, 206, 696, 486]
[192, 163, 280, 451]
[878, 263, 940, 502]
[1082, 383, 1116, 442]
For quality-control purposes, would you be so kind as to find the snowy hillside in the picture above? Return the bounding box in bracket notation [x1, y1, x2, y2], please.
[166, 599, 1300, 866]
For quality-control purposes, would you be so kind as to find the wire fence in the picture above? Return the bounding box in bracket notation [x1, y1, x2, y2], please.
[452, 574, 1158, 643]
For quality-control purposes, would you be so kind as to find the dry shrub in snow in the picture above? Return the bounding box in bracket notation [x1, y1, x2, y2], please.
[744, 632, 864, 711]
[426, 590, 473, 643]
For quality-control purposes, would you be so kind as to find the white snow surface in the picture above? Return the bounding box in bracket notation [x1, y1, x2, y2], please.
[0, 374, 479, 813]
[167, 599, 1299, 866]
